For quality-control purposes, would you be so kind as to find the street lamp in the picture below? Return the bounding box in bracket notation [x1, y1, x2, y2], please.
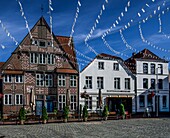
[156, 67, 160, 117]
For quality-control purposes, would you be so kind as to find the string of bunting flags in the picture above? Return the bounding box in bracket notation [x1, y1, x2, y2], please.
[68, 0, 82, 47]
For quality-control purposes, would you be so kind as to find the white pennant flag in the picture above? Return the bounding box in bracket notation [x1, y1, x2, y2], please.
[96, 19, 99, 24]
[1, 45, 5, 49]
[152, 0, 155, 2]
[105, 0, 108, 3]
[78, 1, 81, 6]
[128, 1, 130, 7]
[125, 7, 127, 12]
[49, 6, 53, 11]
[121, 12, 124, 17]
[142, 8, 145, 13]
[146, 4, 150, 7]
[116, 20, 119, 24]
[158, 6, 160, 11]
[102, 5, 105, 10]
[138, 13, 141, 17]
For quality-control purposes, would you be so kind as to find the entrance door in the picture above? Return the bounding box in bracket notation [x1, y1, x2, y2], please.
[46, 101, 53, 112]
[36, 101, 43, 116]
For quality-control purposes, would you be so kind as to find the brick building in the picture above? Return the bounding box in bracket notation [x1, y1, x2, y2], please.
[0, 17, 79, 116]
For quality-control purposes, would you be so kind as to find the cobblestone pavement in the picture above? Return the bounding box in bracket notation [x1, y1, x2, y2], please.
[0, 118, 170, 138]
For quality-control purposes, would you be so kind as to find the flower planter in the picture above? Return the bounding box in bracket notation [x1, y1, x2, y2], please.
[84, 117, 87, 122]
[63, 118, 68, 123]
[43, 119, 47, 124]
[20, 120, 25, 125]
[104, 116, 108, 121]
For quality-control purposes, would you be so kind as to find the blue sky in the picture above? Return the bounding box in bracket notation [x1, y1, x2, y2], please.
[0, 0, 170, 70]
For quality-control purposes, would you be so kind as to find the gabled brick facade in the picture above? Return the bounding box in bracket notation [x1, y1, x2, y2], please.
[0, 17, 79, 116]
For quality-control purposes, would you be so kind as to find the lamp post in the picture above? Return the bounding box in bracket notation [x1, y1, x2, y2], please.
[83, 85, 87, 106]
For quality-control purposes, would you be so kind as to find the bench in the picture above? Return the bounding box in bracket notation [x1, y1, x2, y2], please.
[2, 114, 19, 124]
[26, 115, 40, 122]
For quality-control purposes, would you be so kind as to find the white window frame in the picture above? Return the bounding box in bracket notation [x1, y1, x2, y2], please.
[39, 53, 46, 64]
[47, 54, 55, 64]
[58, 94, 66, 110]
[70, 75, 77, 87]
[15, 75, 23, 83]
[143, 63, 148, 74]
[125, 78, 130, 90]
[45, 74, 53, 87]
[4, 75, 12, 83]
[58, 74, 66, 87]
[150, 63, 155, 74]
[113, 63, 119, 71]
[36, 74, 44, 86]
[15, 94, 23, 105]
[85, 76, 92, 89]
[4, 94, 12, 105]
[30, 53, 38, 64]
[114, 78, 120, 89]
[70, 95, 77, 110]
[97, 77, 104, 89]
[98, 62, 104, 70]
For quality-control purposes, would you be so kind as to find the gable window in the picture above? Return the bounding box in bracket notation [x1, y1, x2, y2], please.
[47, 54, 54, 64]
[98, 62, 104, 70]
[4, 75, 12, 83]
[162, 96, 167, 108]
[113, 63, 119, 71]
[15, 75, 23, 83]
[143, 63, 148, 74]
[4, 94, 12, 105]
[45, 74, 53, 87]
[70, 95, 76, 110]
[125, 78, 130, 90]
[143, 78, 148, 89]
[58, 75, 66, 87]
[58, 94, 66, 110]
[139, 95, 145, 107]
[114, 78, 120, 89]
[158, 79, 163, 89]
[151, 63, 155, 74]
[85, 76, 92, 89]
[36, 74, 44, 86]
[151, 79, 155, 89]
[39, 53, 46, 64]
[30, 53, 38, 63]
[39, 41, 46, 47]
[15, 94, 23, 105]
[70, 75, 77, 87]
[158, 64, 163, 74]
[97, 77, 104, 89]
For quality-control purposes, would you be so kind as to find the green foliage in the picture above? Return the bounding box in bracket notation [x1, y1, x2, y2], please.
[102, 106, 109, 117]
[83, 105, 88, 118]
[42, 106, 48, 120]
[19, 107, 26, 120]
[63, 106, 69, 119]
[119, 103, 125, 116]
[53, 108, 58, 114]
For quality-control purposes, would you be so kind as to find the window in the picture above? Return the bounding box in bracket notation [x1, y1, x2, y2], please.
[98, 62, 104, 70]
[30, 53, 38, 63]
[45, 74, 53, 87]
[85, 97, 92, 109]
[143, 63, 148, 74]
[36, 74, 44, 86]
[47, 41, 51, 46]
[143, 78, 148, 89]
[15, 75, 23, 83]
[158, 64, 163, 74]
[58, 75, 66, 87]
[85, 76, 92, 89]
[147, 95, 152, 107]
[39, 41, 46, 47]
[113, 63, 119, 71]
[4, 75, 12, 83]
[162, 96, 167, 108]
[97, 77, 104, 89]
[114, 78, 120, 89]
[15, 94, 23, 105]
[58, 95, 66, 110]
[70, 75, 77, 87]
[70, 95, 76, 110]
[4, 94, 12, 105]
[125, 78, 130, 90]
[47, 54, 54, 64]
[39, 53, 46, 64]
[151, 79, 155, 89]
[139, 95, 145, 107]
[151, 64, 155, 74]
[158, 79, 163, 89]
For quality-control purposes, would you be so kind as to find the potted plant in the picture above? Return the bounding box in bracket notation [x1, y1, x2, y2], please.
[42, 106, 48, 124]
[83, 105, 88, 122]
[63, 106, 69, 123]
[19, 107, 26, 125]
[102, 105, 109, 121]
[119, 103, 125, 119]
